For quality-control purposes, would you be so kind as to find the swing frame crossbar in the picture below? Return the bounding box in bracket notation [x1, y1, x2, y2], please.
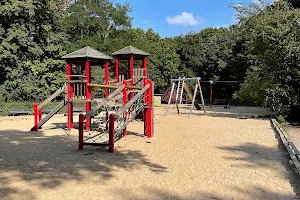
[165, 77, 206, 117]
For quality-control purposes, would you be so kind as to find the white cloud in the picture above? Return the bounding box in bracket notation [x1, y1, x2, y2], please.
[166, 12, 204, 26]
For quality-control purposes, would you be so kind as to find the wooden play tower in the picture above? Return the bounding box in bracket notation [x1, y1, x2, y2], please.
[32, 45, 153, 153]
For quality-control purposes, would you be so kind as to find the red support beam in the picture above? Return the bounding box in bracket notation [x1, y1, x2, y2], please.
[79, 114, 84, 150]
[104, 62, 109, 97]
[67, 62, 73, 131]
[129, 56, 134, 85]
[142, 57, 147, 85]
[115, 58, 119, 83]
[109, 114, 115, 153]
[147, 80, 153, 138]
[33, 103, 38, 131]
[123, 80, 127, 137]
[85, 60, 91, 132]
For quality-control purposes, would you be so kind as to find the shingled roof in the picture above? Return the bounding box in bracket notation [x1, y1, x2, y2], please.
[62, 46, 112, 61]
[112, 46, 150, 60]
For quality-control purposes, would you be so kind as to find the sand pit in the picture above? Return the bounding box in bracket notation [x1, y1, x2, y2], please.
[0, 107, 299, 200]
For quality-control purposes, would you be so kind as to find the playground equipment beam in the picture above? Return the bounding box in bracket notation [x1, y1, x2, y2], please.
[84, 85, 125, 120]
[115, 84, 150, 118]
[171, 77, 201, 82]
[88, 83, 142, 90]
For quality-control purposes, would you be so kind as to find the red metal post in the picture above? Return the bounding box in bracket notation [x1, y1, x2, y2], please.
[85, 60, 91, 132]
[142, 57, 147, 85]
[109, 114, 115, 153]
[147, 80, 153, 138]
[129, 56, 134, 81]
[104, 62, 109, 97]
[123, 80, 127, 137]
[115, 57, 119, 83]
[34, 103, 38, 131]
[78, 114, 84, 150]
[67, 62, 73, 131]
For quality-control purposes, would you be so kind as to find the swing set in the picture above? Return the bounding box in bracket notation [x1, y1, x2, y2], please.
[164, 77, 207, 117]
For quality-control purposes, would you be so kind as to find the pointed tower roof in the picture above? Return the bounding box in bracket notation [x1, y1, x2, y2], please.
[112, 45, 150, 60]
[62, 46, 112, 64]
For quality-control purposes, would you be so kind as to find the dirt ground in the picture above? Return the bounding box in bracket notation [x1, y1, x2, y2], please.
[0, 106, 299, 200]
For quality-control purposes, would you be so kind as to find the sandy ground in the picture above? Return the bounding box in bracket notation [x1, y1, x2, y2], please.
[0, 106, 299, 200]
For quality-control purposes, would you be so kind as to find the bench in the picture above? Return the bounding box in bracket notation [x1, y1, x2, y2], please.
[8, 109, 32, 116]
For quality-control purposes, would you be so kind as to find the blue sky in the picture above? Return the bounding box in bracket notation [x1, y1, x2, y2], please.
[114, 0, 261, 37]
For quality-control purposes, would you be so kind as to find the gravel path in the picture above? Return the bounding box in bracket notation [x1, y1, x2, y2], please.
[0, 107, 298, 200]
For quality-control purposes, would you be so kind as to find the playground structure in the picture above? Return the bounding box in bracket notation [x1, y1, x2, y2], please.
[32, 46, 154, 153]
[164, 77, 206, 117]
[202, 80, 241, 107]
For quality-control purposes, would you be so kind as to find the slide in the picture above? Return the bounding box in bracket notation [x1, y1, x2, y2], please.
[31, 100, 67, 131]
[183, 83, 201, 110]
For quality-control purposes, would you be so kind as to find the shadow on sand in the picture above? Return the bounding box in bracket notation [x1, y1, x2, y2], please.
[0, 129, 167, 199]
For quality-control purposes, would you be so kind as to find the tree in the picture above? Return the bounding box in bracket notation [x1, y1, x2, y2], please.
[0, 0, 67, 101]
[234, 0, 300, 116]
[62, 0, 132, 49]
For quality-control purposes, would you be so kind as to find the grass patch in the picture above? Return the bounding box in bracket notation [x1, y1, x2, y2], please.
[0, 101, 87, 116]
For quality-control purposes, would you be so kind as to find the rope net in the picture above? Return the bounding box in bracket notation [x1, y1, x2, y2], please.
[83, 90, 148, 144]
[83, 91, 122, 144]
[113, 91, 147, 141]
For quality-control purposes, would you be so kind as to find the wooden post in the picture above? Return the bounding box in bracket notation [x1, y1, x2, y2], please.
[79, 114, 84, 150]
[164, 82, 175, 116]
[189, 84, 198, 117]
[109, 114, 115, 153]
[179, 77, 185, 104]
[197, 78, 207, 115]
[85, 60, 91, 131]
[123, 80, 127, 137]
[175, 77, 181, 114]
[34, 103, 39, 131]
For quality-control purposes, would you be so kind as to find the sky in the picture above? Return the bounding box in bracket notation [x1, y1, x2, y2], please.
[114, 0, 263, 37]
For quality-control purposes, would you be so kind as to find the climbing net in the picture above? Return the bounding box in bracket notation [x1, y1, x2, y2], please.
[113, 91, 148, 141]
[83, 93, 123, 144]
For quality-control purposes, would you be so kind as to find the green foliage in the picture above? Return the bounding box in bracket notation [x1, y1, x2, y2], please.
[234, 0, 300, 116]
[0, 0, 67, 101]
[1, 0, 300, 120]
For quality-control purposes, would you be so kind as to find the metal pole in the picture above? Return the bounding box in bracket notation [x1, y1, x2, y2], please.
[85, 60, 91, 132]
[197, 78, 207, 115]
[164, 82, 176, 116]
[152, 81, 154, 137]
[67, 62, 73, 131]
[34, 103, 38, 131]
[189, 84, 198, 117]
